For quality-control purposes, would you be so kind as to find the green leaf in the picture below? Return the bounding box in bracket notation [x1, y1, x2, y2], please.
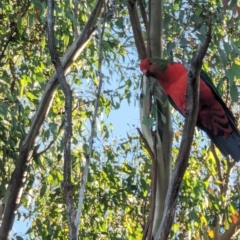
[36, 218, 42, 235]
[40, 184, 47, 197]
[142, 117, 155, 127]
[231, 39, 240, 56]
[229, 0, 237, 8]
[174, 3, 179, 11]
[49, 122, 58, 134]
[180, 36, 187, 47]
[230, 84, 238, 102]
[226, 69, 234, 84]
[173, 223, 179, 232]
[223, 42, 232, 56]
[16, 236, 24, 240]
[219, 48, 228, 66]
[63, 33, 69, 46]
[26, 92, 38, 100]
[34, 72, 45, 83]
[160, 112, 166, 124]
[191, 14, 202, 24]
[1, 103, 8, 115]
[17, 17, 22, 30]
[28, 15, 34, 28]
[167, 42, 175, 55]
[231, 63, 240, 77]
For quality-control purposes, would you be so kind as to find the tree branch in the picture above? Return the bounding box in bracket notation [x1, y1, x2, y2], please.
[137, 127, 157, 239]
[0, 0, 104, 238]
[148, 0, 173, 236]
[137, 0, 149, 34]
[146, 134, 158, 240]
[47, 1, 76, 239]
[149, 0, 163, 57]
[219, 217, 240, 240]
[155, 24, 212, 240]
[72, 0, 80, 39]
[127, 0, 147, 60]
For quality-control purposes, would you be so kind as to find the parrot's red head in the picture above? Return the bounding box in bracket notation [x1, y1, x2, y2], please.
[140, 58, 169, 78]
[140, 59, 155, 77]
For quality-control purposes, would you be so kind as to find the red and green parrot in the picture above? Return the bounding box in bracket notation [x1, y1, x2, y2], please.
[140, 58, 240, 162]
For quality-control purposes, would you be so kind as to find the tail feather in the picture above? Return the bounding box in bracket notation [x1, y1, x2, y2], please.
[204, 129, 240, 162]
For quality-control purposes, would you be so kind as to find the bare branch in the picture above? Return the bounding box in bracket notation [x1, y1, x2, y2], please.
[137, 0, 149, 34]
[155, 24, 212, 240]
[127, 0, 147, 60]
[0, 0, 104, 238]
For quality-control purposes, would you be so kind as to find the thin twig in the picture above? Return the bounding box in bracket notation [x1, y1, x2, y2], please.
[47, 0, 76, 238]
[75, 6, 106, 238]
[33, 120, 65, 157]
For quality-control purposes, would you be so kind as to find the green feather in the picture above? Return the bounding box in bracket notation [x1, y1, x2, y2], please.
[149, 57, 173, 72]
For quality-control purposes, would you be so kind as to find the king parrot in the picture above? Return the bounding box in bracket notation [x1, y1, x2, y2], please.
[140, 58, 240, 162]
